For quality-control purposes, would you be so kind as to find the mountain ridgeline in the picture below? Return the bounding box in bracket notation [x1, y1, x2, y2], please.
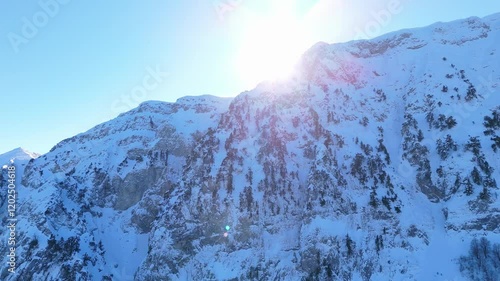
[1, 14, 500, 281]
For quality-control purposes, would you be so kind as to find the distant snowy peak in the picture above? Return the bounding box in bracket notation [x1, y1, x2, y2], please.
[0, 147, 39, 166]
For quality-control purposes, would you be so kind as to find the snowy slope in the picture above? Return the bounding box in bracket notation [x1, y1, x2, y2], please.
[1, 13, 500, 281]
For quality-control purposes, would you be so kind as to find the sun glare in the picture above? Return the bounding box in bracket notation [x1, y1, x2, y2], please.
[235, 5, 313, 87]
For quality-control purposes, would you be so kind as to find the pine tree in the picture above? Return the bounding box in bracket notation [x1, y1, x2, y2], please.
[369, 188, 379, 208]
[382, 196, 391, 211]
[471, 167, 482, 185]
[465, 137, 482, 156]
[445, 135, 458, 151]
[483, 108, 500, 130]
[246, 168, 253, 185]
[491, 136, 500, 152]
[465, 85, 477, 101]
[464, 178, 474, 196]
[346, 235, 353, 256]
[479, 187, 490, 201]
[375, 235, 384, 253]
[446, 116, 457, 129]
[377, 139, 391, 164]
[452, 173, 461, 194]
[418, 129, 424, 142]
[426, 111, 435, 129]
[226, 164, 234, 193]
[351, 153, 367, 184]
[477, 155, 493, 176]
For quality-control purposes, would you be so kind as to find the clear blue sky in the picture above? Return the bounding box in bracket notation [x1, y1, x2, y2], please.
[1, 0, 499, 154]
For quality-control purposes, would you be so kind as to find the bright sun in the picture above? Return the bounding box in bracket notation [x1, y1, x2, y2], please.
[235, 6, 312, 87]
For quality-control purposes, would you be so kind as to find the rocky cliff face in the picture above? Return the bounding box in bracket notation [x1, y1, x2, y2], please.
[2, 13, 500, 281]
[1, 96, 231, 280]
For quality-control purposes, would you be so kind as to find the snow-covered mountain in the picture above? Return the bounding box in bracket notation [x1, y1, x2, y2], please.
[1, 13, 500, 281]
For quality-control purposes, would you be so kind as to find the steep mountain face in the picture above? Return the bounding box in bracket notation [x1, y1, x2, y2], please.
[2, 14, 500, 281]
[0, 96, 231, 280]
